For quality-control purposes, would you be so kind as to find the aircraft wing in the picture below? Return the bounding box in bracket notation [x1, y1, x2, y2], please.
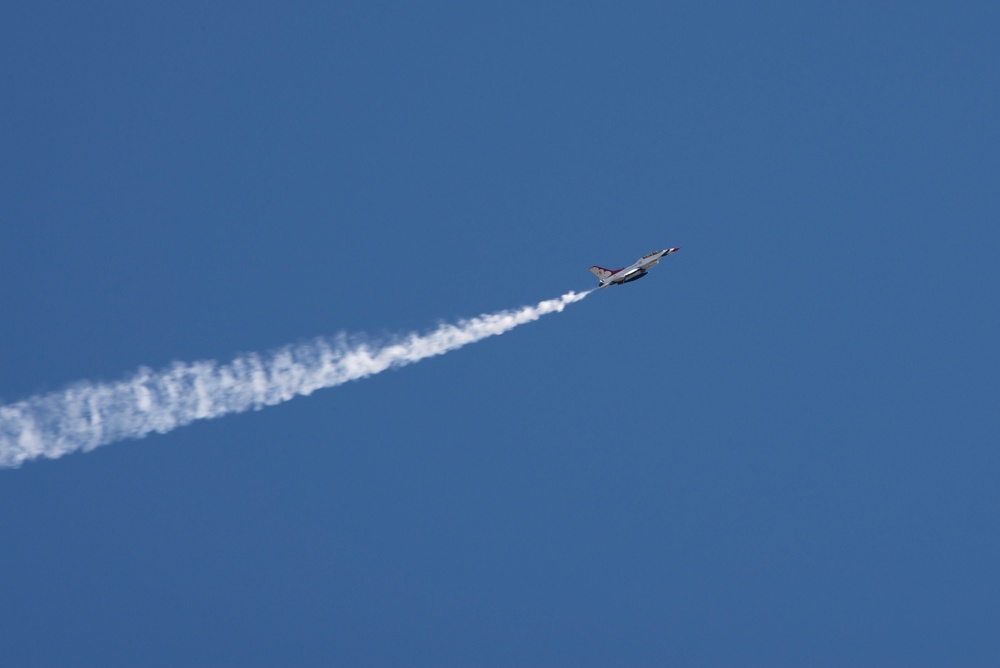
[615, 267, 643, 281]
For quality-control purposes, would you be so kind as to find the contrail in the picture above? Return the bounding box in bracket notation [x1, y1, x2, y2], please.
[0, 290, 591, 468]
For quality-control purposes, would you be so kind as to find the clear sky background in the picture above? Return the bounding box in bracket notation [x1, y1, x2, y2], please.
[2, 1, 998, 665]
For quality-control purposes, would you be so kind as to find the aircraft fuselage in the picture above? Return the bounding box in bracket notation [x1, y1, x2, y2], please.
[589, 247, 679, 288]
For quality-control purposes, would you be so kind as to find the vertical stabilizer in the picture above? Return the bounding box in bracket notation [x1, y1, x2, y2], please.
[588, 266, 616, 281]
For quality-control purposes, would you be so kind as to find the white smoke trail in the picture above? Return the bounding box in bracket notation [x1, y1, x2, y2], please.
[0, 290, 591, 468]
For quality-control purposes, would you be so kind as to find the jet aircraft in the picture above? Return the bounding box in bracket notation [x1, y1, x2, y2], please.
[589, 247, 680, 288]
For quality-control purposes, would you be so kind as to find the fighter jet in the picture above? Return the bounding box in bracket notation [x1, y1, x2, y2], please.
[589, 247, 680, 288]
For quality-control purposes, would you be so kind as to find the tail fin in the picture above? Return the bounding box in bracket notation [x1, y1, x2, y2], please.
[589, 266, 616, 281]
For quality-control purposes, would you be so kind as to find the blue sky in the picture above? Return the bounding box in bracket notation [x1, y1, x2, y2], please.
[2, 1, 998, 665]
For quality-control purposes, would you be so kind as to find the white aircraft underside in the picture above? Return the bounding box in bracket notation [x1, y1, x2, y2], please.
[589, 247, 680, 288]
